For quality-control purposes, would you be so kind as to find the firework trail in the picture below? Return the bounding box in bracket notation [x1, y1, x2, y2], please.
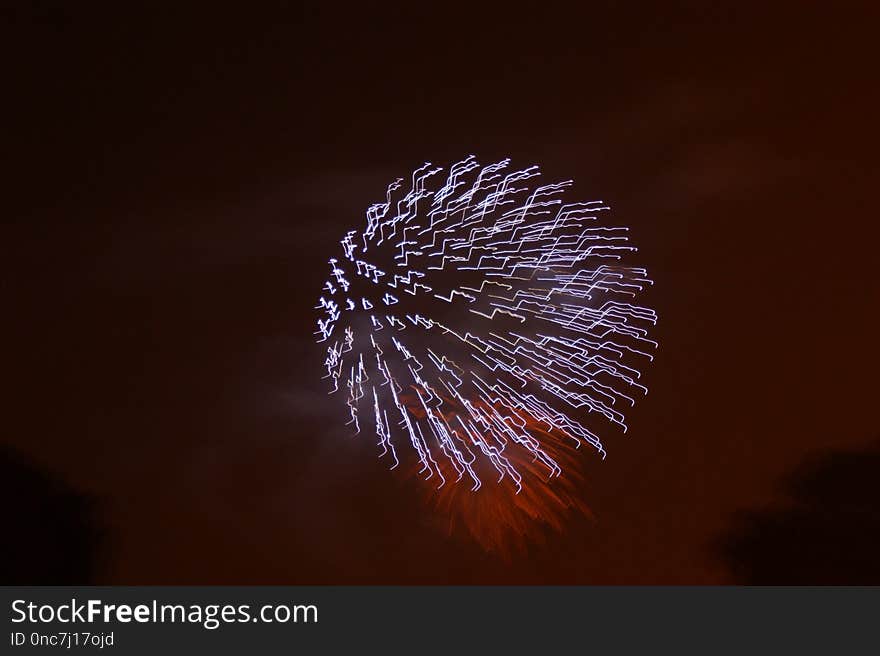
[315, 156, 656, 537]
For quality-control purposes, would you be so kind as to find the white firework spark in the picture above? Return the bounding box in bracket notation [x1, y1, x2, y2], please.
[315, 156, 657, 496]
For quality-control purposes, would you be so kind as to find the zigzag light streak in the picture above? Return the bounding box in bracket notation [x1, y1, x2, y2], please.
[315, 156, 657, 498]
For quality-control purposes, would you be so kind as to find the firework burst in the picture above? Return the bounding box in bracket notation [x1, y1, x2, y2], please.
[315, 156, 657, 542]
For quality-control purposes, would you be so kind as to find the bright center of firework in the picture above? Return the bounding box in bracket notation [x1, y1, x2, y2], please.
[315, 156, 657, 497]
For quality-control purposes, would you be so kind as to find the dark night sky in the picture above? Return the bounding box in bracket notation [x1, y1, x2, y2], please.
[5, 3, 879, 583]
